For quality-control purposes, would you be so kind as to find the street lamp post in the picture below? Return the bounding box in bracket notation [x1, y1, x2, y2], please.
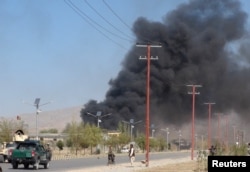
[195, 134, 198, 150]
[86, 111, 112, 128]
[151, 124, 156, 138]
[131, 125, 134, 141]
[178, 130, 182, 151]
[167, 129, 169, 149]
[161, 128, 170, 150]
[152, 129, 155, 138]
[33, 98, 51, 140]
[123, 119, 142, 142]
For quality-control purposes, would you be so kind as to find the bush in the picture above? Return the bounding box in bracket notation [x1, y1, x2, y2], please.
[56, 140, 64, 151]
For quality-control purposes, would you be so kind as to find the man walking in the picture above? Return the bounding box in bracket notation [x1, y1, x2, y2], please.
[129, 144, 135, 166]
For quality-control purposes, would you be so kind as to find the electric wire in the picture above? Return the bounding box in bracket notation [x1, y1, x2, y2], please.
[64, 0, 128, 50]
[84, 0, 134, 41]
[67, 0, 130, 42]
[102, 0, 154, 44]
[102, 0, 132, 31]
[65, 0, 160, 57]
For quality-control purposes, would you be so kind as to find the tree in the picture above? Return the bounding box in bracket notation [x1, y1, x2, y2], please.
[105, 134, 119, 148]
[157, 137, 167, 151]
[149, 138, 157, 152]
[66, 121, 83, 155]
[83, 123, 102, 154]
[118, 133, 130, 146]
[56, 140, 64, 151]
[0, 119, 13, 142]
[135, 134, 145, 152]
[0, 118, 26, 142]
[40, 128, 58, 133]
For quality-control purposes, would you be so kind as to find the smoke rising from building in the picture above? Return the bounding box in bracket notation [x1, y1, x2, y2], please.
[81, 0, 250, 130]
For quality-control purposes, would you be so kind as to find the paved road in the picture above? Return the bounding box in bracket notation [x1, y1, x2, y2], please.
[0, 151, 191, 172]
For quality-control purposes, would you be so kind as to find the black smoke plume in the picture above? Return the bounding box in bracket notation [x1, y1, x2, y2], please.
[81, 0, 250, 130]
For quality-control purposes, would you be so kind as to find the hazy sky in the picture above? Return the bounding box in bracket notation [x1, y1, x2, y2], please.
[1, 0, 250, 117]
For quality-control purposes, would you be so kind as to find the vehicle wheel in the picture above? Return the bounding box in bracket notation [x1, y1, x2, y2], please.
[12, 161, 18, 169]
[33, 159, 40, 170]
[0, 155, 4, 163]
[24, 163, 29, 169]
[3, 156, 7, 163]
[44, 161, 50, 169]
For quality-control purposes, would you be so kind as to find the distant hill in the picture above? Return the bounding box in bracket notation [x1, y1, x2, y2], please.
[15, 106, 83, 135]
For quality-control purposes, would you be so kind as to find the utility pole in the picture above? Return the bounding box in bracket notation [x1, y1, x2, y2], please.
[233, 125, 236, 144]
[214, 113, 222, 146]
[187, 84, 202, 160]
[136, 43, 161, 167]
[224, 115, 228, 151]
[204, 102, 215, 149]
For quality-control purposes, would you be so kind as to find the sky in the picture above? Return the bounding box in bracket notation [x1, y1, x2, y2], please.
[1, 0, 250, 117]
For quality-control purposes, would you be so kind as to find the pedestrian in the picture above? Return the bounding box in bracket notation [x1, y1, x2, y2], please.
[46, 143, 52, 161]
[107, 146, 115, 165]
[128, 144, 135, 166]
[209, 145, 216, 156]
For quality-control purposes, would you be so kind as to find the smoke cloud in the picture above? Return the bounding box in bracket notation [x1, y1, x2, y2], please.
[81, 0, 250, 130]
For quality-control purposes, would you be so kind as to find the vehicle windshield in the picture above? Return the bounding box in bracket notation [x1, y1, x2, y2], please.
[6, 143, 16, 148]
[17, 143, 36, 150]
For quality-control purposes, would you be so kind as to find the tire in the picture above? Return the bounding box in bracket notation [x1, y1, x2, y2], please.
[12, 161, 18, 169]
[24, 163, 29, 169]
[44, 161, 50, 169]
[33, 159, 40, 170]
[0, 155, 4, 163]
[3, 156, 7, 163]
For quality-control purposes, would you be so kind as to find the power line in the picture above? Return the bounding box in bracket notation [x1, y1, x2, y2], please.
[84, 0, 134, 41]
[66, 0, 131, 42]
[64, 0, 128, 50]
[102, 0, 154, 44]
[102, 0, 132, 31]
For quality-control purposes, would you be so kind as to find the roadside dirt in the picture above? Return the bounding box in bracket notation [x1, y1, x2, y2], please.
[136, 160, 201, 172]
[66, 157, 207, 172]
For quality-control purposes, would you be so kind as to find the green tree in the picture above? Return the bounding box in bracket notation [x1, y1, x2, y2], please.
[56, 140, 64, 151]
[67, 121, 83, 155]
[0, 119, 15, 142]
[118, 132, 130, 146]
[0, 118, 28, 143]
[83, 123, 102, 154]
[40, 128, 58, 133]
[106, 134, 119, 148]
[149, 138, 158, 152]
[65, 139, 72, 147]
[156, 137, 167, 151]
[135, 134, 145, 152]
